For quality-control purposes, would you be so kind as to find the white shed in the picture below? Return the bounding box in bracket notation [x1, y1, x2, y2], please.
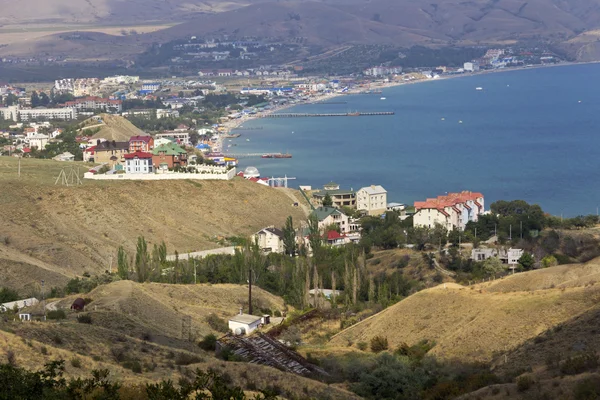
[228, 312, 262, 335]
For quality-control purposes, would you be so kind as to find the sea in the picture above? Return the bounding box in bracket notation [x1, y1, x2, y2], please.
[229, 63, 600, 217]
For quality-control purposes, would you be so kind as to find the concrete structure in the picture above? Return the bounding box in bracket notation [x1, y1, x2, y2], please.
[84, 166, 236, 181]
[156, 109, 180, 119]
[53, 152, 75, 162]
[253, 227, 285, 254]
[413, 191, 484, 231]
[471, 247, 524, 267]
[313, 206, 350, 234]
[124, 151, 153, 174]
[0, 105, 18, 121]
[357, 185, 387, 215]
[19, 107, 77, 121]
[0, 298, 39, 313]
[228, 311, 262, 335]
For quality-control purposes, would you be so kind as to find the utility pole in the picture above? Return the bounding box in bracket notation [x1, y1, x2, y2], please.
[248, 267, 252, 315]
[520, 221, 523, 239]
[475, 227, 477, 239]
[41, 280, 46, 321]
[194, 259, 197, 285]
[509, 225, 512, 241]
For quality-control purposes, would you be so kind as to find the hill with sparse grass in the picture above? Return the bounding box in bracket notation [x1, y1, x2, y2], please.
[329, 265, 600, 363]
[0, 156, 307, 292]
[84, 114, 147, 142]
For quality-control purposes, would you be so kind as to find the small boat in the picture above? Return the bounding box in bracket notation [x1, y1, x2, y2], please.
[347, 112, 360, 116]
[246, 139, 250, 142]
[459, 120, 463, 124]
[475, 87, 483, 91]
[380, 97, 386, 100]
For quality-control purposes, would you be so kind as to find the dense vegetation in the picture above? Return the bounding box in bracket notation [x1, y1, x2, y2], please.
[0, 360, 275, 400]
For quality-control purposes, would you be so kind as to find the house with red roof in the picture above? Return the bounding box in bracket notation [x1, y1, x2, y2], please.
[83, 145, 96, 162]
[326, 230, 347, 247]
[413, 191, 484, 231]
[129, 135, 154, 152]
[124, 151, 153, 174]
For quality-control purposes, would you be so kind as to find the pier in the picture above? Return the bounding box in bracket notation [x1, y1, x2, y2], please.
[310, 101, 348, 105]
[263, 111, 394, 118]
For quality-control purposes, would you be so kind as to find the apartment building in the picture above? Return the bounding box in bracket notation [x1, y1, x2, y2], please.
[413, 191, 484, 231]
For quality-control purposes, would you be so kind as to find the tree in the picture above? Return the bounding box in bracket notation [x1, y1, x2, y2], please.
[518, 252, 535, 271]
[0, 287, 19, 303]
[117, 246, 129, 280]
[282, 216, 296, 257]
[135, 236, 150, 282]
[307, 213, 322, 257]
[322, 193, 333, 207]
[39, 92, 50, 107]
[30, 91, 40, 108]
[5, 93, 17, 106]
[541, 255, 558, 268]
[482, 257, 504, 275]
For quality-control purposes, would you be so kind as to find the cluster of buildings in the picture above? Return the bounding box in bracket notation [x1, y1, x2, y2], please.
[413, 191, 485, 231]
[362, 66, 403, 77]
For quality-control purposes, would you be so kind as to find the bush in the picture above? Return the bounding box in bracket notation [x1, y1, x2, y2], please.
[5, 350, 16, 366]
[122, 359, 142, 373]
[175, 352, 203, 366]
[198, 334, 218, 351]
[517, 375, 534, 392]
[70, 357, 81, 368]
[76, 314, 92, 324]
[40, 346, 48, 355]
[357, 342, 368, 351]
[573, 376, 600, 400]
[206, 314, 229, 333]
[47, 310, 67, 320]
[0, 287, 19, 303]
[370, 336, 389, 353]
[51, 334, 63, 345]
[561, 352, 599, 375]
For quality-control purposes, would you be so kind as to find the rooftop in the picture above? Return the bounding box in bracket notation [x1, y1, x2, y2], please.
[360, 185, 387, 195]
[312, 206, 345, 221]
[229, 313, 262, 325]
[124, 151, 153, 159]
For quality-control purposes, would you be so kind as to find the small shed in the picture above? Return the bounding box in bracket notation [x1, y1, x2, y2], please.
[71, 298, 86, 311]
[228, 311, 262, 335]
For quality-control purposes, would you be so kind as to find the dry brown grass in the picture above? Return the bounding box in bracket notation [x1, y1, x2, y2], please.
[329, 283, 600, 363]
[0, 156, 307, 290]
[87, 114, 146, 142]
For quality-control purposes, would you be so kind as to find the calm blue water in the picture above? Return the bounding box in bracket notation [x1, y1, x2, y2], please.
[229, 63, 600, 216]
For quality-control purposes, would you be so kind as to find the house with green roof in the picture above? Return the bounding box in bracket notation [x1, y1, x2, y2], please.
[152, 143, 188, 171]
[311, 206, 350, 234]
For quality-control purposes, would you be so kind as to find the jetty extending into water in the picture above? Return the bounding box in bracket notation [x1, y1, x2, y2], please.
[263, 111, 394, 118]
[310, 101, 348, 105]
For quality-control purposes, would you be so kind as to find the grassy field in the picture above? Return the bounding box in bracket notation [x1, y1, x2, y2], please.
[0, 156, 308, 291]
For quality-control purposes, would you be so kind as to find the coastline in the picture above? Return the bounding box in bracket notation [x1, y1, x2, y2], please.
[215, 60, 599, 154]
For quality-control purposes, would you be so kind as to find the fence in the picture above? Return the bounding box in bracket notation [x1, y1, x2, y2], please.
[84, 167, 236, 181]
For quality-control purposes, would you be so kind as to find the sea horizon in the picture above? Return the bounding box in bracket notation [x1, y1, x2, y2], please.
[229, 63, 600, 217]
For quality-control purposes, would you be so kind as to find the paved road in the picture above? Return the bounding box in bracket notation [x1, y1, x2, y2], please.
[166, 246, 236, 261]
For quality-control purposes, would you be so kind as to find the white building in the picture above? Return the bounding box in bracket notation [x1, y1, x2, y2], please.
[464, 62, 480, 72]
[471, 247, 524, 266]
[357, 185, 387, 216]
[28, 133, 49, 149]
[19, 107, 77, 121]
[228, 311, 262, 335]
[156, 109, 180, 119]
[313, 206, 350, 234]
[124, 151, 153, 174]
[0, 105, 19, 121]
[413, 191, 484, 231]
[155, 132, 190, 146]
[0, 297, 39, 313]
[253, 227, 285, 254]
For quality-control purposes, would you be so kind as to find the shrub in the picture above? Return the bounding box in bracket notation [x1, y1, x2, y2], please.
[198, 334, 217, 351]
[357, 342, 368, 351]
[573, 376, 600, 400]
[47, 310, 67, 320]
[40, 346, 48, 355]
[206, 314, 229, 333]
[5, 350, 16, 366]
[175, 352, 203, 366]
[70, 357, 81, 368]
[561, 352, 599, 375]
[51, 334, 63, 345]
[370, 336, 389, 353]
[76, 314, 92, 324]
[517, 375, 534, 392]
[122, 360, 142, 373]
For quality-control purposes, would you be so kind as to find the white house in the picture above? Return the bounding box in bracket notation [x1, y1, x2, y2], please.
[413, 191, 484, 231]
[253, 227, 285, 254]
[357, 185, 387, 216]
[313, 206, 350, 233]
[228, 311, 262, 335]
[0, 297, 39, 313]
[28, 133, 49, 149]
[464, 62, 480, 72]
[124, 151, 153, 174]
[471, 247, 523, 266]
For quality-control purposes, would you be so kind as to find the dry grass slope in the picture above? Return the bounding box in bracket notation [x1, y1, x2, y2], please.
[330, 279, 600, 362]
[87, 114, 147, 142]
[0, 156, 307, 289]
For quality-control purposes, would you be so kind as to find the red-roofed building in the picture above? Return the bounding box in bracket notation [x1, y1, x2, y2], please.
[413, 191, 484, 231]
[124, 151, 153, 174]
[83, 145, 96, 162]
[129, 135, 154, 152]
[64, 96, 122, 113]
[326, 230, 347, 246]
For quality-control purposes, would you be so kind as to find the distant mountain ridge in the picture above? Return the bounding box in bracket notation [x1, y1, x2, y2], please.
[3, 0, 600, 60]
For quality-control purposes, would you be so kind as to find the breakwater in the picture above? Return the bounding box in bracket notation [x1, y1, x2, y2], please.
[263, 111, 394, 118]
